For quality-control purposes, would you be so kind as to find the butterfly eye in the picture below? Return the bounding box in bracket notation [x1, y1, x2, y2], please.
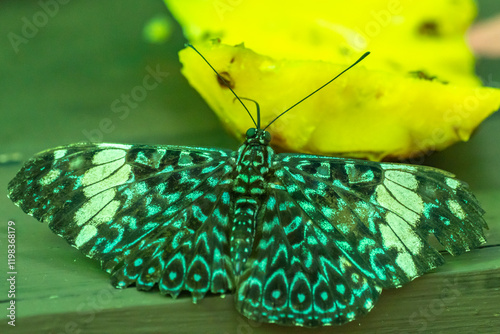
[263, 131, 271, 143]
[246, 128, 257, 138]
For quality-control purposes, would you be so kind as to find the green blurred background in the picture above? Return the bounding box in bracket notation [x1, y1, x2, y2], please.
[1, 1, 499, 333]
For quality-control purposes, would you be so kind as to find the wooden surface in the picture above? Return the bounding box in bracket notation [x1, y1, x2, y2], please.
[1, 1, 500, 333]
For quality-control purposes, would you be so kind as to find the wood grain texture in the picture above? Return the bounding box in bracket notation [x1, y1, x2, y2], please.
[1, 1, 499, 333]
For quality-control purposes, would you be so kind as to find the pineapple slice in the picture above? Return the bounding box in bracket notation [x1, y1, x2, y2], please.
[167, 0, 500, 160]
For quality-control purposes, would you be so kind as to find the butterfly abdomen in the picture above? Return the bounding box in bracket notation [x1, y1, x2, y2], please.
[231, 197, 258, 275]
[230, 142, 273, 274]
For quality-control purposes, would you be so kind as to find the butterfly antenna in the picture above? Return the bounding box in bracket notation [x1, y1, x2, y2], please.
[234, 97, 261, 129]
[186, 44, 258, 129]
[263, 51, 370, 130]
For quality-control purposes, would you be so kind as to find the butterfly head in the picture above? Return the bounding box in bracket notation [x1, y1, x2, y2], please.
[245, 128, 271, 145]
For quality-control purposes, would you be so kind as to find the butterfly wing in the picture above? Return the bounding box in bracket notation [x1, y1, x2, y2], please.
[236, 154, 486, 327]
[8, 143, 237, 300]
[236, 187, 383, 327]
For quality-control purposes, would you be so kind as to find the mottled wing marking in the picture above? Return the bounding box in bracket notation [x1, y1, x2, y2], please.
[8, 140, 487, 328]
[7, 143, 237, 300]
[237, 188, 382, 327]
[277, 155, 485, 285]
[234, 154, 486, 326]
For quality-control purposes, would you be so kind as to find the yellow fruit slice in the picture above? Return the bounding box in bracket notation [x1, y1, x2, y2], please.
[167, 0, 500, 160]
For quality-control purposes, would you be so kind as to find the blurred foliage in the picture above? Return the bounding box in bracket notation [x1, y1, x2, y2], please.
[143, 14, 173, 44]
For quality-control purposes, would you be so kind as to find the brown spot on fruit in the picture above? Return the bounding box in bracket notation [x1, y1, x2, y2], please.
[418, 21, 440, 36]
[216, 71, 235, 89]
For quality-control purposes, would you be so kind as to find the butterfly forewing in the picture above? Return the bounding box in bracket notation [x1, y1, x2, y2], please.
[8, 143, 237, 300]
[277, 154, 486, 283]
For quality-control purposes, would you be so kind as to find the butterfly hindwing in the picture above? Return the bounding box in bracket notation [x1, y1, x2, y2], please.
[237, 187, 382, 327]
[7, 143, 237, 300]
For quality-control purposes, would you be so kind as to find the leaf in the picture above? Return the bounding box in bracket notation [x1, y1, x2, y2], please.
[166, 0, 500, 160]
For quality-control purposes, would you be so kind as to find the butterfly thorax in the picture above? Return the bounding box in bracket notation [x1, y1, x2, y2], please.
[230, 128, 273, 275]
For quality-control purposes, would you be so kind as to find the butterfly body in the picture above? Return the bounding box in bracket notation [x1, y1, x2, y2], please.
[231, 128, 273, 274]
[8, 130, 487, 327]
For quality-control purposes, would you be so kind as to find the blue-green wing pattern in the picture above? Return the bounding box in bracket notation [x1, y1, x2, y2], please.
[7, 143, 236, 301]
[237, 187, 382, 326]
[235, 153, 486, 326]
[7, 142, 487, 328]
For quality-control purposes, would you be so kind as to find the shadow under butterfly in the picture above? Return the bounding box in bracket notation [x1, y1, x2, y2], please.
[7, 45, 487, 327]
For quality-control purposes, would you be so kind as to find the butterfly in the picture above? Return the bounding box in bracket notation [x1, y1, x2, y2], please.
[7, 46, 487, 327]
